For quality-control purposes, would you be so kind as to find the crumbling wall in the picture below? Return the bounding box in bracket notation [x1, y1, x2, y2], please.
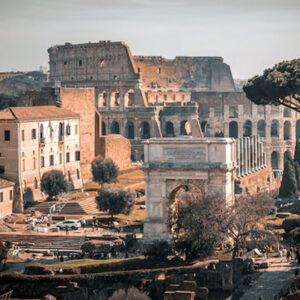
[98, 134, 131, 170]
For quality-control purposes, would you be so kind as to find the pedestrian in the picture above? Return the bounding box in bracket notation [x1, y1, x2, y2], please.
[60, 255, 64, 262]
[287, 249, 291, 262]
[56, 249, 60, 261]
[65, 226, 69, 235]
[290, 246, 294, 260]
[278, 249, 283, 262]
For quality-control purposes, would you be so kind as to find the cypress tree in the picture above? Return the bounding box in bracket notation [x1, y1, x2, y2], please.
[294, 161, 300, 190]
[294, 140, 300, 165]
[279, 160, 297, 198]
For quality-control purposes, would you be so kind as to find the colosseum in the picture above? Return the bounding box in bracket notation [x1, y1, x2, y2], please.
[48, 40, 299, 175]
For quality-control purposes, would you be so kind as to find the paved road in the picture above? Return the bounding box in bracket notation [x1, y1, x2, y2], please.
[240, 259, 298, 300]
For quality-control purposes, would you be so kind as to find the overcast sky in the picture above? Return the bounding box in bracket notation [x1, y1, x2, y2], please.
[0, 0, 299, 78]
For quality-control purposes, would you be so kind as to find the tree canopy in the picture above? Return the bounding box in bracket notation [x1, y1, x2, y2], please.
[243, 59, 300, 112]
[279, 160, 297, 198]
[40, 170, 67, 200]
[91, 155, 119, 185]
[96, 185, 135, 219]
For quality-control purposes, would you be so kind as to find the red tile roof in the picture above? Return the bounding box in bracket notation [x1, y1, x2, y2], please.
[0, 178, 15, 188]
[0, 106, 79, 121]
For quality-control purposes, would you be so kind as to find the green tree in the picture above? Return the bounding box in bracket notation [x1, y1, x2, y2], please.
[95, 186, 135, 220]
[91, 155, 119, 185]
[40, 170, 67, 200]
[279, 160, 297, 198]
[294, 161, 300, 190]
[243, 59, 300, 112]
[294, 139, 300, 165]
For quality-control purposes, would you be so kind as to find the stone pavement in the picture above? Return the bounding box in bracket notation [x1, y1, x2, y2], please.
[240, 259, 298, 300]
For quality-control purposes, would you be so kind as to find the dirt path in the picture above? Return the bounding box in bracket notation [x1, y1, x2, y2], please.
[241, 259, 298, 300]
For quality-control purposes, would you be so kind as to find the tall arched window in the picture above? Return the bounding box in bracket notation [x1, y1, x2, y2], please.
[140, 122, 151, 139]
[165, 121, 175, 137]
[271, 151, 279, 169]
[229, 121, 238, 138]
[101, 122, 106, 136]
[180, 120, 191, 135]
[271, 120, 279, 137]
[243, 120, 252, 137]
[40, 124, 44, 139]
[284, 121, 291, 140]
[257, 120, 266, 138]
[125, 121, 135, 139]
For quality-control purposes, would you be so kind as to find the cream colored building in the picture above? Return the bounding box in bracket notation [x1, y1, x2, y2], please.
[0, 178, 15, 218]
[0, 106, 82, 213]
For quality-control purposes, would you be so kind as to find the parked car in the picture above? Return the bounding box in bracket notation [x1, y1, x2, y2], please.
[56, 220, 81, 230]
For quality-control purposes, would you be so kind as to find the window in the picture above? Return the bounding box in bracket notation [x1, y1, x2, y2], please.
[66, 152, 70, 163]
[50, 155, 54, 166]
[4, 130, 10, 141]
[34, 177, 38, 189]
[66, 124, 71, 135]
[22, 130, 25, 141]
[9, 190, 13, 200]
[0, 166, 4, 174]
[172, 95, 176, 101]
[181, 95, 185, 101]
[77, 168, 80, 179]
[79, 60, 82, 67]
[22, 159, 25, 172]
[163, 95, 167, 101]
[157, 68, 161, 74]
[59, 153, 62, 164]
[33, 157, 36, 169]
[64, 61, 67, 66]
[75, 151, 80, 161]
[0, 192, 3, 202]
[41, 156, 45, 168]
[32, 129, 36, 139]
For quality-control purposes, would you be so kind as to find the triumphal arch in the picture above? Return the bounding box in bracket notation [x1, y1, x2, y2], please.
[143, 137, 237, 239]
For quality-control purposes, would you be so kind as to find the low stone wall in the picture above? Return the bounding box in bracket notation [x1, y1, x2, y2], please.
[98, 134, 131, 170]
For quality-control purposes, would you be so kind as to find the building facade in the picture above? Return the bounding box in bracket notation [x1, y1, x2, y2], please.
[0, 106, 82, 212]
[0, 178, 15, 218]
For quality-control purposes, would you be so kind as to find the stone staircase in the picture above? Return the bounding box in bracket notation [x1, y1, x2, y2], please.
[0, 233, 85, 251]
[25, 197, 99, 216]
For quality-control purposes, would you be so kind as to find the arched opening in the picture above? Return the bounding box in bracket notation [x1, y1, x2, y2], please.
[284, 150, 292, 163]
[110, 90, 120, 107]
[271, 151, 279, 169]
[140, 121, 151, 139]
[257, 120, 266, 138]
[243, 120, 252, 137]
[166, 121, 175, 137]
[229, 121, 238, 138]
[271, 120, 279, 137]
[125, 121, 135, 139]
[101, 122, 106, 136]
[124, 89, 135, 107]
[296, 120, 300, 139]
[140, 154, 144, 162]
[131, 152, 136, 162]
[180, 120, 191, 135]
[40, 124, 44, 139]
[110, 121, 120, 134]
[284, 121, 291, 140]
[98, 91, 107, 107]
[283, 108, 291, 118]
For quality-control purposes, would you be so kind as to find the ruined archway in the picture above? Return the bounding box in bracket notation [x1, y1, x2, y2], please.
[165, 121, 175, 137]
[125, 121, 135, 139]
[110, 121, 120, 134]
[271, 120, 279, 137]
[243, 120, 252, 137]
[140, 121, 151, 139]
[257, 120, 266, 138]
[98, 91, 107, 107]
[229, 121, 238, 138]
[124, 89, 135, 107]
[110, 90, 120, 107]
[284, 121, 291, 140]
[180, 120, 191, 136]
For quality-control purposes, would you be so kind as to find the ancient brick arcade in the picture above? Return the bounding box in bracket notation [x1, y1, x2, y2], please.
[48, 40, 299, 189]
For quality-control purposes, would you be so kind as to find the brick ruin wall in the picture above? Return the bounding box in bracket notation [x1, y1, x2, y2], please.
[99, 134, 131, 170]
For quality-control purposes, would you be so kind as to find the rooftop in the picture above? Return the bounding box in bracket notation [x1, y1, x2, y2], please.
[0, 106, 79, 121]
[0, 178, 15, 188]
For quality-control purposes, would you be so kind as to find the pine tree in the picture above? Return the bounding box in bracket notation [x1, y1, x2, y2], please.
[294, 140, 300, 165]
[279, 160, 297, 198]
[294, 161, 300, 190]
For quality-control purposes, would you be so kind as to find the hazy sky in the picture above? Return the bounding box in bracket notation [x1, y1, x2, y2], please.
[0, 0, 299, 78]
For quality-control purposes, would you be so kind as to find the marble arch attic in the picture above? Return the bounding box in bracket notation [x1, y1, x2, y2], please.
[48, 41, 299, 174]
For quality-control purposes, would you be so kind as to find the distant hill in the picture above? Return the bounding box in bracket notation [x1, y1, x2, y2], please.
[0, 71, 47, 97]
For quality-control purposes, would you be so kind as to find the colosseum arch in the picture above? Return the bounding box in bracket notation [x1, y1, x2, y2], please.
[229, 121, 238, 138]
[140, 121, 151, 139]
[271, 151, 279, 169]
[125, 121, 135, 139]
[98, 91, 107, 107]
[296, 120, 300, 139]
[124, 89, 135, 107]
[110, 121, 120, 134]
[101, 121, 106, 136]
[180, 120, 191, 136]
[143, 138, 236, 239]
[243, 120, 252, 137]
[284, 121, 291, 140]
[271, 120, 279, 137]
[165, 121, 175, 137]
[257, 120, 266, 138]
[110, 90, 120, 107]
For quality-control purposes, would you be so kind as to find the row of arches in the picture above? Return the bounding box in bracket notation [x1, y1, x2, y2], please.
[228, 120, 300, 140]
[98, 89, 135, 108]
[101, 120, 192, 139]
[271, 150, 292, 169]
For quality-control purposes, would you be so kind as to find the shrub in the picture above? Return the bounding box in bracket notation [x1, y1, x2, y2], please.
[143, 240, 172, 260]
[40, 170, 67, 200]
[282, 218, 300, 233]
[92, 155, 119, 185]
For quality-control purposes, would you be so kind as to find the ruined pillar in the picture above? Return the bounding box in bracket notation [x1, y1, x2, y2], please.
[236, 138, 241, 177]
